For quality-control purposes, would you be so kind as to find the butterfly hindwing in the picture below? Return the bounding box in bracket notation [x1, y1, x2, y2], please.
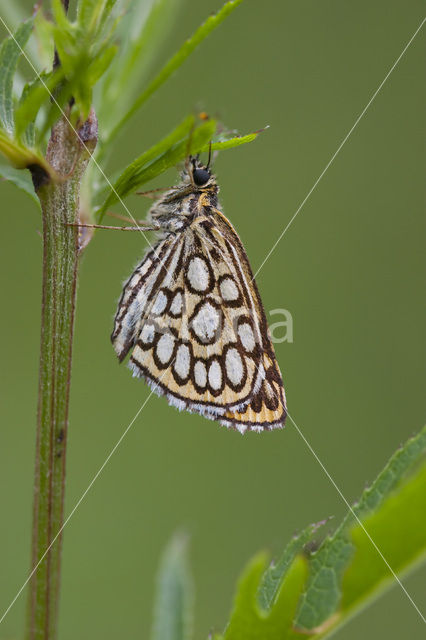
[112, 207, 286, 433]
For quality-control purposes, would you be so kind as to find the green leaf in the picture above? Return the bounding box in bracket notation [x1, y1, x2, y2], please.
[94, 0, 118, 37]
[98, 0, 182, 143]
[46, 0, 119, 122]
[14, 68, 65, 142]
[0, 128, 51, 173]
[77, 0, 116, 37]
[220, 553, 308, 640]
[17, 79, 38, 147]
[150, 533, 194, 640]
[0, 17, 34, 134]
[217, 427, 426, 639]
[33, 10, 55, 69]
[127, 120, 216, 188]
[109, 0, 245, 141]
[51, 0, 70, 33]
[200, 130, 264, 153]
[87, 44, 118, 86]
[0, 163, 39, 206]
[295, 426, 426, 630]
[77, 0, 103, 31]
[341, 459, 426, 618]
[97, 115, 216, 218]
[257, 521, 324, 611]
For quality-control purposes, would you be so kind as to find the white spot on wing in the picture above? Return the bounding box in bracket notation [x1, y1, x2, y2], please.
[140, 323, 155, 345]
[191, 302, 220, 342]
[170, 291, 183, 316]
[225, 348, 244, 386]
[187, 256, 210, 291]
[208, 360, 222, 390]
[174, 344, 191, 379]
[194, 360, 207, 388]
[156, 333, 175, 364]
[220, 277, 239, 301]
[151, 290, 168, 315]
[238, 322, 256, 352]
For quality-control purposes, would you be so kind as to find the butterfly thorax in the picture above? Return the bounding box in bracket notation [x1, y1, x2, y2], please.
[148, 161, 219, 234]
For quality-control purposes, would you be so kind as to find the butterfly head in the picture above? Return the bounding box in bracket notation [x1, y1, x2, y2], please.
[184, 155, 217, 192]
[158, 154, 218, 208]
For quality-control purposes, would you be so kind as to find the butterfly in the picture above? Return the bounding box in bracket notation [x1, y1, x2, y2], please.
[111, 156, 287, 433]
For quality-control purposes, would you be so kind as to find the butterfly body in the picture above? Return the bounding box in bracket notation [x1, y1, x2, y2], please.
[111, 158, 286, 433]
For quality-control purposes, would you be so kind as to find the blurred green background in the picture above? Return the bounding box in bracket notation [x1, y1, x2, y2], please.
[1, 0, 425, 638]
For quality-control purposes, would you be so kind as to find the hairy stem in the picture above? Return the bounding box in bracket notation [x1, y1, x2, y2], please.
[26, 112, 97, 640]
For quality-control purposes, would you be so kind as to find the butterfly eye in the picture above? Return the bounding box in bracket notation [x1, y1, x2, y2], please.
[193, 168, 210, 186]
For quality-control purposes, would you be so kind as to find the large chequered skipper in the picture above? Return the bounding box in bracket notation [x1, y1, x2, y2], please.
[111, 157, 287, 433]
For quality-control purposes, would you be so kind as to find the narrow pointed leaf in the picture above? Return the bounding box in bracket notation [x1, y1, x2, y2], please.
[98, 115, 216, 218]
[98, 0, 182, 142]
[77, 0, 102, 30]
[87, 44, 117, 85]
[0, 129, 51, 173]
[77, 0, 116, 36]
[200, 130, 263, 153]
[127, 119, 216, 190]
[47, 0, 119, 123]
[110, 0, 244, 140]
[52, 28, 83, 79]
[94, 0, 118, 36]
[151, 533, 194, 640]
[98, 114, 194, 213]
[33, 10, 55, 69]
[0, 163, 39, 206]
[14, 68, 65, 141]
[17, 79, 38, 147]
[51, 0, 70, 32]
[0, 17, 34, 134]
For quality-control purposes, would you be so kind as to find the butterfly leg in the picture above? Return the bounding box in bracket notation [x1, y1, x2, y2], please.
[104, 211, 155, 226]
[65, 222, 160, 232]
[135, 187, 169, 199]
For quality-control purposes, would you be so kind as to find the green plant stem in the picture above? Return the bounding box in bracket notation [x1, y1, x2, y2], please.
[26, 112, 97, 640]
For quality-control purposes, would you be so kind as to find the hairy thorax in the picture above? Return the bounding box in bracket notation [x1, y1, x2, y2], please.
[148, 182, 219, 233]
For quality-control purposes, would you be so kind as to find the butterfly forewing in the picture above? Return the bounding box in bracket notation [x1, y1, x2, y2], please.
[112, 162, 286, 433]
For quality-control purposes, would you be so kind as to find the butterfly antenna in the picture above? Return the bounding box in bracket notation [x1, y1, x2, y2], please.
[185, 120, 196, 173]
[206, 140, 212, 169]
